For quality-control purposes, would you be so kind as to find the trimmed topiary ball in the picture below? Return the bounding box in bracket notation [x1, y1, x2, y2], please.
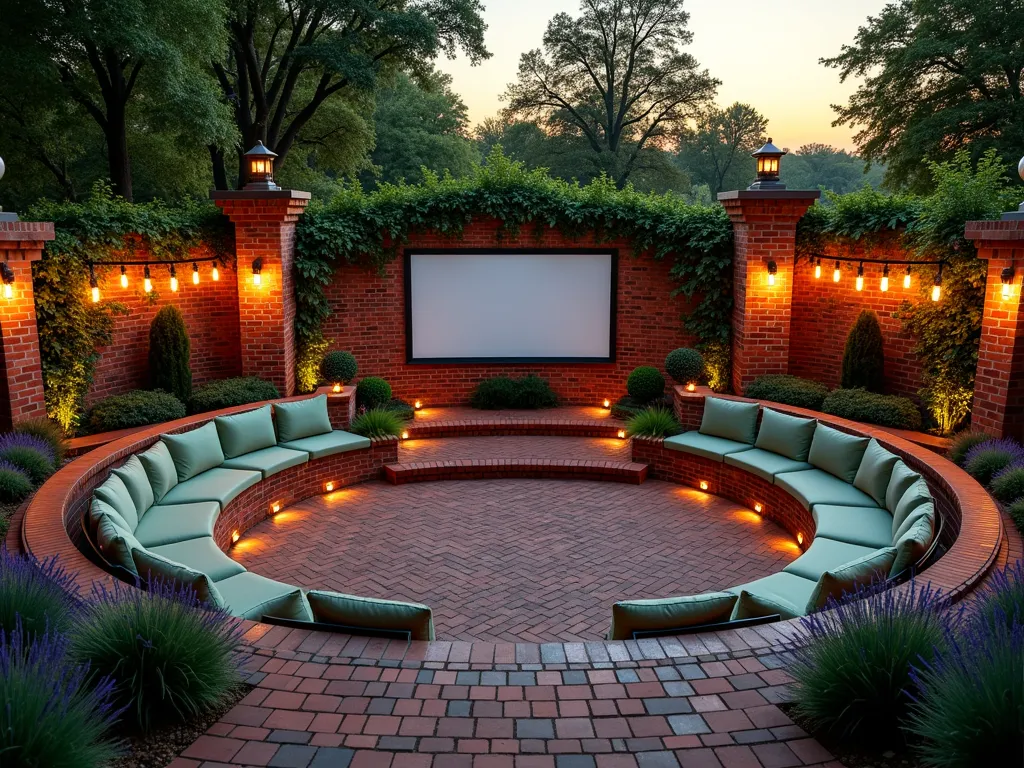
[964, 439, 1024, 487]
[148, 305, 192, 404]
[0, 461, 33, 504]
[665, 348, 704, 385]
[356, 376, 392, 409]
[320, 351, 358, 385]
[626, 366, 665, 404]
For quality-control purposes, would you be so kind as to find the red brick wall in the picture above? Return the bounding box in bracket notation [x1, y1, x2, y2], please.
[789, 239, 925, 399]
[319, 219, 697, 406]
[87, 252, 242, 406]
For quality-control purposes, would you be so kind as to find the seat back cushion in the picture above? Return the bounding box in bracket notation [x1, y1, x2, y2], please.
[854, 439, 901, 507]
[161, 422, 226, 482]
[699, 397, 759, 445]
[892, 478, 933, 538]
[274, 395, 333, 443]
[215, 406, 277, 459]
[894, 501, 935, 542]
[88, 497, 130, 535]
[807, 424, 870, 483]
[754, 408, 817, 462]
[885, 461, 922, 514]
[94, 513, 141, 577]
[131, 548, 225, 609]
[807, 547, 898, 611]
[731, 589, 802, 621]
[111, 455, 155, 520]
[608, 593, 738, 640]
[139, 441, 179, 502]
[93, 474, 139, 531]
[306, 591, 435, 641]
[890, 515, 934, 576]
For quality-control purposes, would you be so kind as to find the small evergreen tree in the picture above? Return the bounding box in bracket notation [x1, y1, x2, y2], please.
[841, 310, 885, 392]
[148, 305, 192, 403]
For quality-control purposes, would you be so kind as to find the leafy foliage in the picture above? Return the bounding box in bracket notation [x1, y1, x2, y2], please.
[626, 367, 666, 404]
[0, 463, 33, 505]
[188, 377, 279, 415]
[781, 144, 885, 194]
[295, 332, 331, 395]
[512, 375, 559, 409]
[320, 351, 358, 386]
[355, 377, 393, 410]
[470, 375, 559, 410]
[85, 390, 186, 434]
[626, 407, 682, 438]
[665, 348, 704, 385]
[821, 389, 922, 431]
[13, 418, 69, 466]
[841, 310, 885, 392]
[744, 375, 829, 410]
[676, 103, 767, 195]
[947, 431, 991, 467]
[990, 466, 1024, 505]
[350, 408, 405, 439]
[0, 547, 81, 639]
[148, 306, 192, 404]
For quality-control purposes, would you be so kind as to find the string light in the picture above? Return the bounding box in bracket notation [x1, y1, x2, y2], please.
[1, 262, 14, 301]
[143, 265, 152, 294]
[833, 261, 841, 283]
[855, 262, 864, 292]
[904, 265, 912, 289]
[89, 264, 100, 303]
[212, 261, 220, 281]
[1002, 267, 1016, 301]
[766, 260, 778, 286]
[814, 258, 822, 279]
[192, 261, 200, 285]
[881, 264, 890, 292]
[169, 264, 178, 292]
[932, 264, 943, 302]
[251, 258, 263, 287]
[120, 265, 128, 289]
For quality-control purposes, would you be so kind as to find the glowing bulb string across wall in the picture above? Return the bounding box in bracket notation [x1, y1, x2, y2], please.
[791, 253, 949, 302]
[84, 256, 223, 303]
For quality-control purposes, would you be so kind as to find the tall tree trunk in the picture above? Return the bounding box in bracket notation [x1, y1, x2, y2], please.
[209, 144, 228, 190]
[105, 101, 132, 201]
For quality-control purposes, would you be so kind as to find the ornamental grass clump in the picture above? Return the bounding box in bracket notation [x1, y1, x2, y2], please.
[969, 560, 1024, 633]
[626, 407, 682, 438]
[991, 465, 1024, 504]
[0, 546, 81, 638]
[70, 580, 243, 731]
[0, 432, 57, 484]
[13, 417, 69, 466]
[0, 623, 121, 768]
[963, 438, 1024, 487]
[790, 580, 952, 744]
[350, 408, 404, 439]
[0, 460, 33, 504]
[947, 430, 991, 467]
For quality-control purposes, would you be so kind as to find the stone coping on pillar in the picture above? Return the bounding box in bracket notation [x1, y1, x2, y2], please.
[965, 219, 1024, 241]
[0, 220, 55, 243]
[716, 190, 822, 202]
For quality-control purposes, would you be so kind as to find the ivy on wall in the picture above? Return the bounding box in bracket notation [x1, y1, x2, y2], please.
[27, 183, 232, 431]
[294, 148, 735, 392]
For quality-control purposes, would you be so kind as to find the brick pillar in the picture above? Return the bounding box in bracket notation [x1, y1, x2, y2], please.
[211, 190, 311, 397]
[965, 219, 1024, 439]
[718, 190, 820, 394]
[0, 222, 53, 431]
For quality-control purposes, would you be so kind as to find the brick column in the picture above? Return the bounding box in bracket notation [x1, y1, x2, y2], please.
[0, 221, 53, 431]
[718, 190, 820, 394]
[965, 219, 1024, 439]
[211, 190, 311, 397]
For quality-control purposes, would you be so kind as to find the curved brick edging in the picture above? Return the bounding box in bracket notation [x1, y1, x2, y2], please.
[384, 458, 647, 485]
[405, 418, 624, 440]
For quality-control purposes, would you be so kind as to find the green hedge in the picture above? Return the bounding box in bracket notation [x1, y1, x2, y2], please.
[821, 388, 923, 431]
[85, 390, 186, 434]
[189, 377, 280, 414]
[744, 375, 830, 410]
[470, 375, 558, 410]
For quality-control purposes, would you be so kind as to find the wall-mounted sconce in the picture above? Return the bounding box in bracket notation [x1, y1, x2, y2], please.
[766, 260, 778, 286]
[252, 257, 263, 287]
[1, 262, 14, 300]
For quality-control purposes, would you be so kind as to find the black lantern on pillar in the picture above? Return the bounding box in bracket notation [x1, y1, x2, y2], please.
[243, 141, 280, 191]
[749, 138, 788, 191]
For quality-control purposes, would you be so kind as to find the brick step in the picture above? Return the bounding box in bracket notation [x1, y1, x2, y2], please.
[383, 459, 648, 485]
[404, 418, 625, 440]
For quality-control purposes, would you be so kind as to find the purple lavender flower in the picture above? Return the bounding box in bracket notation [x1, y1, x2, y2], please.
[0, 458, 27, 475]
[0, 545, 82, 638]
[962, 437, 1024, 485]
[0, 432, 56, 465]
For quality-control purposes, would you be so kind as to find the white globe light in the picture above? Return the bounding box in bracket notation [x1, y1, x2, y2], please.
[1019, 155, 1024, 183]
[0, 156, 5, 183]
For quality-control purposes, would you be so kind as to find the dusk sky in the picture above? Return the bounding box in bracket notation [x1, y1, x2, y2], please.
[436, 0, 892, 151]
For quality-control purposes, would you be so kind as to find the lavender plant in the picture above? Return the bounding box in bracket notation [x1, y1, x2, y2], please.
[0, 432, 56, 484]
[990, 465, 1024, 504]
[0, 459, 33, 504]
[946, 430, 991, 467]
[0, 546, 81, 638]
[963, 438, 1024, 487]
[969, 560, 1024, 633]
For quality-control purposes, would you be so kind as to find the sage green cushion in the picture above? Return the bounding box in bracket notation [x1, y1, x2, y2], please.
[89, 497, 130, 536]
[783, 537, 879, 582]
[894, 502, 935, 542]
[111, 455, 155, 519]
[724, 448, 812, 483]
[854, 439, 901, 507]
[307, 591, 435, 641]
[892, 479, 933, 537]
[95, 514, 141, 577]
[159, 467, 261, 507]
[754, 409, 817, 462]
[699, 397, 759, 445]
[812, 505, 894, 549]
[729, 573, 817, 621]
[133, 501, 220, 548]
[775, 468, 879, 511]
[807, 547, 898, 611]
[890, 515, 934, 576]
[139, 441, 179, 503]
[162, 422, 226, 482]
[663, 432, 753, 463]
[215, 406, 277, 459]
[131, 547, 225, 608]
[279, 430, 371, 460]
[885, 460, 922, 513]
[148, 536, 245, 582]
[807, 425, 870, 483]
[214, 572, 314, 622]
[608, 592, 738, 640]
[94, 474, 139, 531]
[274, 395, 332, 443]
[221, 445, 309, 478]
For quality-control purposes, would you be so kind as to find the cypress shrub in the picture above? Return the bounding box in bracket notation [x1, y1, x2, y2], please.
[148, 306, 192, 403]
[841, 310, 885, 393]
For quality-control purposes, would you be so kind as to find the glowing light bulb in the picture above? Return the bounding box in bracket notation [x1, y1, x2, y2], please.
[1004, 282, 1013, 300]
[814, 262, 821, 279]
[401, 430, 410, 440]
[2, 284, 11, 300]
[120, 266, 128, 288]
[602, 399, 610, 409]
[212, 264, 220, 281]
[699, 480, 709, 491]
[144, 266, 152, 293]
[617, 429, 627, 439]
[753, 502, 763, 514]
[833, 262, 841, 283]
[931, 283, 941, 302]
[232, 530, 240, 544]
[881, 265, 889, 292]
[170, 275, 178, 292]
[324, 481, 334, 492]
[797, 532, 804, 546]
[686, 383, 696, 392]
[767, 272, 776, 286]
[855, 263, 864, 292]
[904, 267, 912, 289]
[91, 285, 100, 303]
[253, 272, 261, 287]
[271, 502, 281, 514]
[414, 400, 423, 410]
[332, 383, 341, 393]
[192, 262, 200, 285]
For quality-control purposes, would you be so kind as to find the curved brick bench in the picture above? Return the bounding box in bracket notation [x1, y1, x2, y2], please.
[404, 417, 624, 439]
[384, 458, 648, 484]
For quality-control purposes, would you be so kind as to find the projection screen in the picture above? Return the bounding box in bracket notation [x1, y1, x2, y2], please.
[406, 250, 617, 363]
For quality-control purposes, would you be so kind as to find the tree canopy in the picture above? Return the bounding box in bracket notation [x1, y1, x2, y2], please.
[782, 144, 884, 194]
[676, 102, 766, 195]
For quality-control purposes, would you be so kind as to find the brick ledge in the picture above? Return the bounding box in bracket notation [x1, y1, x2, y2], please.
[384, 458, 648, 485]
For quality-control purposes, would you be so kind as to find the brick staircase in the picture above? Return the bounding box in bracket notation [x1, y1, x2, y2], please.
[383, 457, 649, 484]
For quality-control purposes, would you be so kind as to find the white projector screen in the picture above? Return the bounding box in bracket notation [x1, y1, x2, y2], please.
[406, 250, 616, 362]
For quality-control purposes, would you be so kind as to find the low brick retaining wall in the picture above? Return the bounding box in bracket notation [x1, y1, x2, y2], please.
[384, 458, 647, 484]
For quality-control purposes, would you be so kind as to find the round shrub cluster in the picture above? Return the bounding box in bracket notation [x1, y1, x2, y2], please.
[320, 351, 358, 385]
[821, 388, 923, 431]
[744, 374, 829, 410]
[664, 348, 704, 385]
[626, 366, 665, 404]
[991, 465, 1024, 504]
[0, 462, 33, 504]
[947, 431, 991, 467]
[356, 376, 392, 409]
[85, 390, 187, 434]
[963, 438, 1024, 487]
[189, 376, 280, 414]
[471, 377, 519, 409]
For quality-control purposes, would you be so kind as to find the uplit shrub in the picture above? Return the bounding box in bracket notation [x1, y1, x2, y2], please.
[148, 305, 192, 403]
[0, 433, 57, 485]
[700, 340, 731, 392]
[295, 333, 330, 394]
[85, 390, 186, 434]
[512, 375, 558, 408]
[991, 465, 1024, 504]
[908, 619, 1024, 767]
[350, 408, 404, 439]
[963, 439, 1024, 487]
[355, 376, 392, 409]
[0, 461, 33, 504]
[790, 580, 951, 743]
[188, 376, 279, 414]
[70, 581, 243, 730]
[0, 547, 81, 638]
[0, 625, 120, 768]
[665, 348, 704, 385]
[626, 407, 681, 438]
[969, 561, 1024, 633]
[320, 350, 358, 385]
[947, 430, 991, 467]
[626, 366, 665, 404]
[13, 418, 68, 466]
[470, 375, 557, 409]
[841, 310, 885, 392]
[744, 374, 829, 410]
[919, 374, 974, 436]
[821, 388, 923, 431]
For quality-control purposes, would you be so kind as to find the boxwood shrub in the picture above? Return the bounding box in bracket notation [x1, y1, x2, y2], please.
[320, 351, 357, 385]
[744, 375, 829, 410]
[626, 366, 665, 404]
[821, 388, 923, 431]
[85, 390, 186, 434]
[356, 376, 392, 409]
[188, 377, 280, 414]
[470, 375, 557, 409]
[665, 348, 704, 385]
